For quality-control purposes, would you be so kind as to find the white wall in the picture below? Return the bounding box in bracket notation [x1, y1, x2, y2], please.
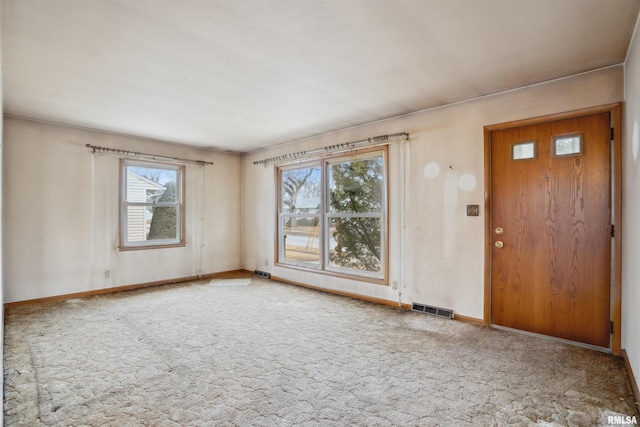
[243, 66, 624, 321]
[623, 13, 640, 393]
[3, 118, 242, 303]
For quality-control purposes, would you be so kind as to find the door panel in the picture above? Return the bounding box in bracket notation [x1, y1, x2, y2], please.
[490, 113, 611, 348]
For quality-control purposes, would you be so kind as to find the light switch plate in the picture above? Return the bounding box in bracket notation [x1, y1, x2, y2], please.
[467, 205, 479, 216]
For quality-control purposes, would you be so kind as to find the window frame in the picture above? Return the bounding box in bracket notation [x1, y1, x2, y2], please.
[119, 159, 186, 251]
[276, 148, 388, 284]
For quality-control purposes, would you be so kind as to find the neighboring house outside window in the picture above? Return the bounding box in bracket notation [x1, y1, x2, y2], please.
[120, 160, 185, 250]
[277, 149, 387, 283]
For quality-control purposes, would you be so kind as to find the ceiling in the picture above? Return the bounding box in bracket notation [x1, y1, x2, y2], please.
[2, 0, 639, 153]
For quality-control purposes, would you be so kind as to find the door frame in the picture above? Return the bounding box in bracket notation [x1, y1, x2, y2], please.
[483, 103, 622, 354]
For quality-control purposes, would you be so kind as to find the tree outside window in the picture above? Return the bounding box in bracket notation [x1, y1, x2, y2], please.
[328, 156, 383, 273]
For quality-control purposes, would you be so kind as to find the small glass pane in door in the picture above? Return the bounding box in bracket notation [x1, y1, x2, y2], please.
[512, 141, 536, 160]
[553, 135, 583, 157]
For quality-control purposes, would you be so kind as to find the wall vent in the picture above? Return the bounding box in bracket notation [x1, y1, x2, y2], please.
[253, 270, 271, 279]
[411, 303, 454, 319]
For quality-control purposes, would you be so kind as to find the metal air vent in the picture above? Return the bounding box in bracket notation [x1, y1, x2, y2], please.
[411, 303, 454, 319]
[254, 270, 271, 279]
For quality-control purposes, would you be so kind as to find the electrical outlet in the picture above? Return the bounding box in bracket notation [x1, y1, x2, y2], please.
[264, 260, 268, 267]
[105, 270, 111, 279]
[392, 280, 398, 290]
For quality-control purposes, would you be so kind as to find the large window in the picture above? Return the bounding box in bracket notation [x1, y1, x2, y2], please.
[121, 160, 185, 250]
[278, 150, 386, 281]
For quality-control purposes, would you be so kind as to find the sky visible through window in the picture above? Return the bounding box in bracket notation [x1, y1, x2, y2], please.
[128, 166, 176, 186]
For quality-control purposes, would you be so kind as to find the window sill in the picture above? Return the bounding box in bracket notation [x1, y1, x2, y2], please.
[118, 242, 187, 251]
[275, 262, 388, 286]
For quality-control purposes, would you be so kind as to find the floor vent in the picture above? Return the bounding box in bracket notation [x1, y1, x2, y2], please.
[254, 270, 271, 279]
[411, 303, 454, 319]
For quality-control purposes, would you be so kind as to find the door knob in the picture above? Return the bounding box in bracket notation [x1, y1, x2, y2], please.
[495, 241, 504, 248]
[495, 227, 504, 234]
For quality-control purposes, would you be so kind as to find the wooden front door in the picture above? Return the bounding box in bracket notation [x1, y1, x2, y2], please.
[490, 112, 611, 348]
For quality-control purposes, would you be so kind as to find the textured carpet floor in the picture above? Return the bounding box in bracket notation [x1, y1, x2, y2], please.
[3, 275, 639, 426]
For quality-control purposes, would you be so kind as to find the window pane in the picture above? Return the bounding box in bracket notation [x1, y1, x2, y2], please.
[328, 217, 381, 273]
[282, 216, 320, 265]
[512, 141, 536, 160]
[329, 157, 383, 213]
[126, 166, 178, 203]
[281, 167, 321, 213]
[553, 135, 582, 157]
[126, 206, 178, 242]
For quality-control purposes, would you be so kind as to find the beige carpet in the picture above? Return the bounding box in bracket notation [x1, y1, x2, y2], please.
[3, 274, 639, 426]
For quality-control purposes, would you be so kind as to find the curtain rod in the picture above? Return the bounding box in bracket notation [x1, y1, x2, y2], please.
[86, 144, 214, 166]
[253, 132, 409, 166]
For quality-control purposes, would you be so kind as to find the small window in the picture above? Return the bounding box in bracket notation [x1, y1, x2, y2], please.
[512, 141, 537, 160]
[121, 160, 185, 250]
[553, 134, 583, 157]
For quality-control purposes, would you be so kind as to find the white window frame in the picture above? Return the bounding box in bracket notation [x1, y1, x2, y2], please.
[120, 160, 185, 250]
[276, 149, 387, 283]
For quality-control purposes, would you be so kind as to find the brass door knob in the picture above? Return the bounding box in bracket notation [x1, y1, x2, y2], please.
[495, 227, 504, 234]
[495, 241, 504, 248]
